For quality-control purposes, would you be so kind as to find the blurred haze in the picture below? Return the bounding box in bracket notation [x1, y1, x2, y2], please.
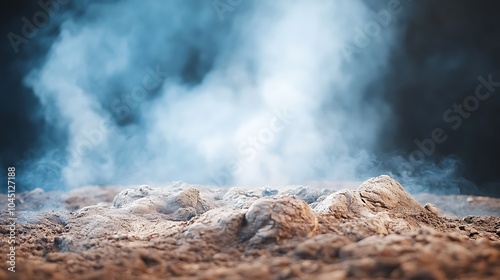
[1, 0, 499, 197]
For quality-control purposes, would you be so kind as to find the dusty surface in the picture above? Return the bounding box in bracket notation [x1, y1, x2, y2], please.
[1, 176, 500, 279]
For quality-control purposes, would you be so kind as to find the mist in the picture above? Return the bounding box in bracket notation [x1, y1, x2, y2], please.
[22, 0, 386, 189]
[3, 0, 498, 196]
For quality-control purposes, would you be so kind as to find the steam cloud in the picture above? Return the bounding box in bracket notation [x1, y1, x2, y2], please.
[22, 0, 470, 193]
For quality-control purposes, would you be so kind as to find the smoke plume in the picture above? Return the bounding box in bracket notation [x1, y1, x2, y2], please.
[10, 0, 497, 197]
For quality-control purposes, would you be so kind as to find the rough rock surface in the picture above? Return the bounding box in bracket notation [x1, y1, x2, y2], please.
[1, 176, 499, 279]
[112, 182, 214, 220]
[239, 196, 318, 245]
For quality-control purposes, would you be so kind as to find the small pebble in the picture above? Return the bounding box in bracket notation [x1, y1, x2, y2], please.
[424, 203, 439, 215]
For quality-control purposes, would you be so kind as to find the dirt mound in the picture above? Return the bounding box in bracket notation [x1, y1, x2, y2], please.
[239, 196, 318, 244]
[112, 183, 214, 220]
[1, 175, 499, 279]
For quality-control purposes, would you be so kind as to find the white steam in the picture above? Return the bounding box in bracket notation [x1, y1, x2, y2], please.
[27, 1, 396, 188]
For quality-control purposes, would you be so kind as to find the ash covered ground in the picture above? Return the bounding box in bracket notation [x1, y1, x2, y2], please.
[1, 176, 499, 279]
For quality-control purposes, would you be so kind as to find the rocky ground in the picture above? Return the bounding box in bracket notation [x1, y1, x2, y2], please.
[1, 175, 499, 279]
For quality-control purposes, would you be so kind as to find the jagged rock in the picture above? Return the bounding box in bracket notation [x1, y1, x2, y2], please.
[314, 175, 425, 217]
[424, 203, 440, 215]
[314, 189, 370, 216]
[239, 196, 318, 245]
[222, 187, 262, 209]
[3, 176, 500, 279]
[357, 175, 425, 212]
[112, 183, 213, 220]
[281, 185, 332, 204]
[261, 188, 279, 197]
[183, 208, 246, 243]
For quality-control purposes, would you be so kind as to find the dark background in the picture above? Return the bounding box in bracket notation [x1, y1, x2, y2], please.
[375, 0, 500, 197]
[1, 1, 499, 196]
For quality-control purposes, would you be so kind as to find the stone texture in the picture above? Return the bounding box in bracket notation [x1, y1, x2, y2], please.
[239, 196, 318, 245]
[112, 182, 214, 220]
[2, 176, 499, 279]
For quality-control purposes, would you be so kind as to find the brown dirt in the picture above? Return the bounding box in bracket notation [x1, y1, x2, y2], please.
[1, 176, 499, 279]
